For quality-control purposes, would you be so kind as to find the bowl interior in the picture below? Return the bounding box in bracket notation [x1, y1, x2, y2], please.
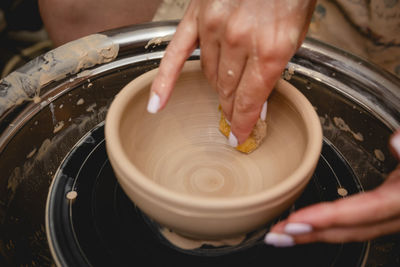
[117, 62, 309, 199]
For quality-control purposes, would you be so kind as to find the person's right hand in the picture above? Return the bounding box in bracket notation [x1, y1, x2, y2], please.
[147, 0, 316, 145]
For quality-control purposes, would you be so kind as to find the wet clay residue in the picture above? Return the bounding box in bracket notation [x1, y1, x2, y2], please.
[333, 117, 364, 141]
[26, 148, 37, 159]
[145, 35, 173, 49]
[160, 227, 246, 250]
[7, 105, 109, 207]
[53, 121, 65, 134]
[66, 190, 78, 200]
[0, 34, 119, 117]
[76, 98, 85, 105]
[86, 103, 97, 113]
[374, 149, 385, 162]
[283, 65, 295, 81]
[337, 187, 348, 197]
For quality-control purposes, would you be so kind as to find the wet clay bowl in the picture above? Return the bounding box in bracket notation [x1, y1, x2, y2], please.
[105, 60, 323, 239]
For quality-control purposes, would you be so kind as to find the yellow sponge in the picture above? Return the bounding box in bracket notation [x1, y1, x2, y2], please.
[219, 109, 267, 154]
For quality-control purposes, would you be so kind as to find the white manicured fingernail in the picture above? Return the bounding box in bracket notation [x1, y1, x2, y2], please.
[260, 101, 268, 120]
[147, 92, 160, 114]
[264, 232, 295, 247]
[391, 132, 400, 158]
[228, 131, 238, 147]
[225, 118, 231, 126]
[284, 223, 313, 235]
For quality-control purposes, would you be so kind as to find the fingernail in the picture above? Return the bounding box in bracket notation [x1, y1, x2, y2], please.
[284, 223, 313, 235]
[260, 101, 268, 121]
[228, 131, 238, 147]
[147, 92, 160, 114]
[390, 131, 400, 159]
[264, 232, 295, 247]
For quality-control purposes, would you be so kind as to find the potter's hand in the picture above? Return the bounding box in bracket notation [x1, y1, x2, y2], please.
[265, 130, 400, 247]
[147, 0, 316, 144]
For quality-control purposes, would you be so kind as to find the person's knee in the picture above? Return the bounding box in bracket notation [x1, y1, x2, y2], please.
[39, 0, 162, 46]
[38, 0, 89, 45]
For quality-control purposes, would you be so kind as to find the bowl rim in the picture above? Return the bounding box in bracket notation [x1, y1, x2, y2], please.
[105, 60, 323, 211]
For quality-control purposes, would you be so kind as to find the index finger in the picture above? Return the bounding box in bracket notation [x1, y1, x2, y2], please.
[148, 3, 199, 113]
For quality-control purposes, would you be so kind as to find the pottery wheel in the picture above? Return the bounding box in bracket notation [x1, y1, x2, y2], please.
[46, 122, 367, 267]
[1, 22, 399, 266]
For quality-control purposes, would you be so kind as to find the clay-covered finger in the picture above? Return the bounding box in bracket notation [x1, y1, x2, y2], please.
[216, 43, 247, 122]
[148, 2, 198, 113]
[229, 59, 273, 144]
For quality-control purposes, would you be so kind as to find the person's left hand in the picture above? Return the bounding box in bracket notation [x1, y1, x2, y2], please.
[264, 130, 400, 247]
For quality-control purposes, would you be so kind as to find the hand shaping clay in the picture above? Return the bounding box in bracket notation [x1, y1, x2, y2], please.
[105, 60, 323, 239]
